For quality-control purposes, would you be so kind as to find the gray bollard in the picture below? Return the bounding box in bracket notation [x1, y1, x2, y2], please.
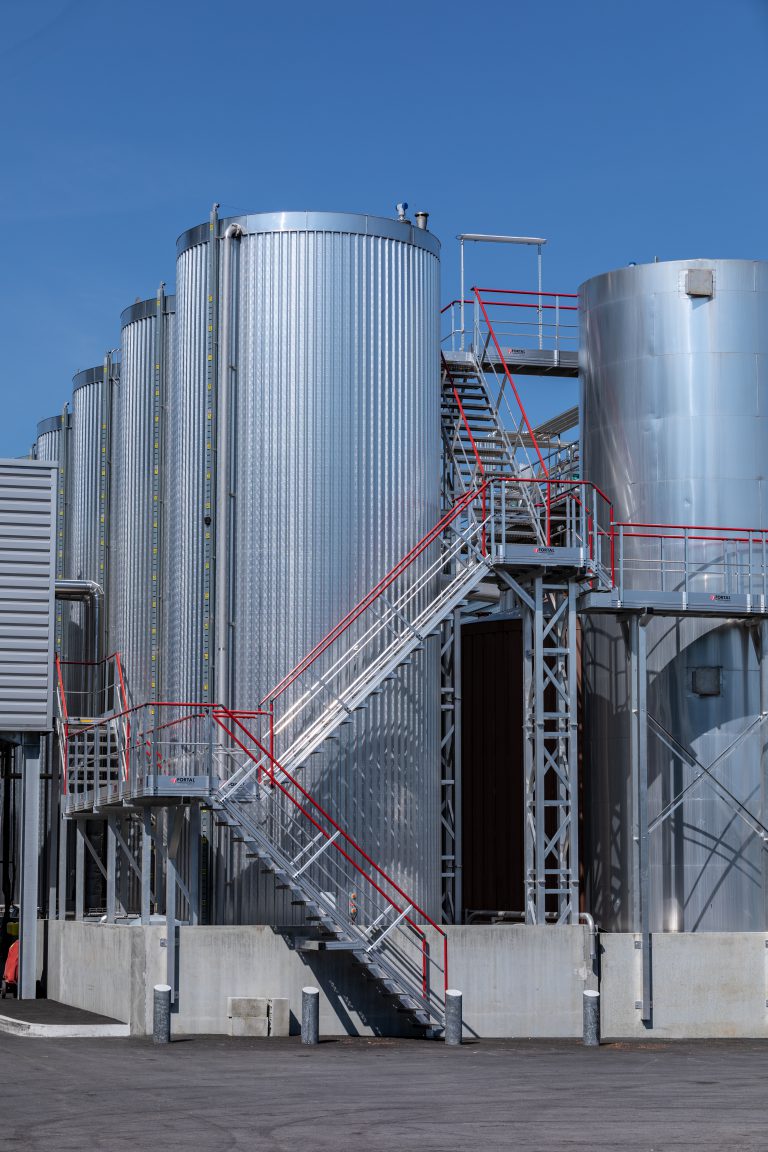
[583, 989, 600, 1047]
[302, 985, 320, 1046]
[445, 988, 463, 1046]
[153, 984, 172, 1045]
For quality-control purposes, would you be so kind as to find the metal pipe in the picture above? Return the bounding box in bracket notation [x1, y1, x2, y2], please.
[215, 223, 242, 710]
[460, 238, 465, 351]
[54, 579, 104, 664]
[579, 911, 597, 963]
[457, 234, 548, 245]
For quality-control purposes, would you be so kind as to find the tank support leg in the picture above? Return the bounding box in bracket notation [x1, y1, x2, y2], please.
[19, 735, 41, 998]
[629, 614, 652, 1026]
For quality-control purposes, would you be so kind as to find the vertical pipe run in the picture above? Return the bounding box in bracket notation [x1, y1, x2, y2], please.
[202, 203, 219, 704]
[215, 224, 242, 710]
[459, 239, 465, 352]
[453, 609, 463, 924]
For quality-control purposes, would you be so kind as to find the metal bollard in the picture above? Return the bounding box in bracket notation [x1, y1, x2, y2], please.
[153, 984, 172, 1045]
[302, 985, 320, 1046]
[445, 989, 463, 1046]
[583, 989, 600, 1047]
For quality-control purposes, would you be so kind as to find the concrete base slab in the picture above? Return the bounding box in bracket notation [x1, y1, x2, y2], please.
[0, 998, 129, 1038]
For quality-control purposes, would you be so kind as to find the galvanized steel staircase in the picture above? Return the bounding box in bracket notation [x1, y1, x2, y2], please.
[208, 710, 448, 1030]
[440, 353, 546, 545]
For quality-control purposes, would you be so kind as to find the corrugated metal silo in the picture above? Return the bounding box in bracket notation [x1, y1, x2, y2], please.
[68, 361, 118, 665]
[111, 292, 175, 706]
[169, 209, 442, 919]
[581, 258, 768, 931]
[35, 412, 70, 655]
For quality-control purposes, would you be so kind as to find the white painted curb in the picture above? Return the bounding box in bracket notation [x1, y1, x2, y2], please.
[0, 1014, 129, 1038]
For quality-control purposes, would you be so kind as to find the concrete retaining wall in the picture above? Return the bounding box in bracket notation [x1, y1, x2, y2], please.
[46, 921, 593, 1037]
[46, 922, 768, 1038]
[601, 932, 768, 1038]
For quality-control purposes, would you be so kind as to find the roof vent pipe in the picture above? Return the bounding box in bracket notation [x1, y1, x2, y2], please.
[415, 211, 429, 230]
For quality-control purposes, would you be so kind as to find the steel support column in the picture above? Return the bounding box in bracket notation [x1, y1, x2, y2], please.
[19, 736, 41, 998]
[523, 577, 579, 924]
[75, 819, 84, 920]
[106, 814, 117, 923]
[165, 809, 181, 1002]
[141, 808, 152, 925]
[440, 609, 462, 923]
[761, 621, 768, 931]
[188, 804, 201, 926]
[629, 613, 651, 1024]
[57, 810, 68, 920]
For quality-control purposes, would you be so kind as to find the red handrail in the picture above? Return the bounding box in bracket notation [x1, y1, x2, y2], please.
[55, 655, 70, 794]
[472, 288, 549, 479]
[215, 707, 448, 999]
[264, 483, 487, 706]
[475, 287, 579, 299]
[473, 299, 578, 312]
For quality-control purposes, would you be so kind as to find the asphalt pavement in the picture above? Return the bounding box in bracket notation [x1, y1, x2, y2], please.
[0, 1034, 766, 1150]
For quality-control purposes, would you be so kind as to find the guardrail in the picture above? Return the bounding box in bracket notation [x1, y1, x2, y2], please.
[442, 287, 579, 356]
[615, 522, 768, 604]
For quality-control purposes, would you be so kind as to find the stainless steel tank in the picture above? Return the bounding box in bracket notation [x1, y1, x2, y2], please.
[111, 293, 175, 707]
[35, 413, 70, 655]
[169, 209, 441, 920]
[581, 258, 768, 931]
[69, 362, 117, 666]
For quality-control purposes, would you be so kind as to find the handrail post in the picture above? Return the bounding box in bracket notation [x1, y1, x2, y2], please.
[537, 245, 543, 350]
[610, 507, 615, 587]
[206, 707, 214, 792]
[619, 524, 625, 602]
[555, 294, 560, 353]
[546, 481, 551, 545]
[683, 528, 689, 600]
[151, 707, 158, 797]
[748, 531, 753, 600]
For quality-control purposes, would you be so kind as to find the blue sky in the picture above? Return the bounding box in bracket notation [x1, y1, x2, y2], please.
[1, 0, 765, 454]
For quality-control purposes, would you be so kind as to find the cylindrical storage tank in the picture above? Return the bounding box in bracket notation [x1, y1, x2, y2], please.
[169, 209, 441, 920]
[111, 293, 175, 707]
[35, 412, 70, 656]
[68, 362, 117, 666]
[581, 258, 768, 931]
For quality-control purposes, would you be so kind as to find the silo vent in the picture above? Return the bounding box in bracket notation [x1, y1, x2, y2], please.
[685, 268, 714, 297]
[415, 211, 429, 230]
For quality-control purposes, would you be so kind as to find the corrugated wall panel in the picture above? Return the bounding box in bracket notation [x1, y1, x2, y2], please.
[0, 461, 56, 730]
